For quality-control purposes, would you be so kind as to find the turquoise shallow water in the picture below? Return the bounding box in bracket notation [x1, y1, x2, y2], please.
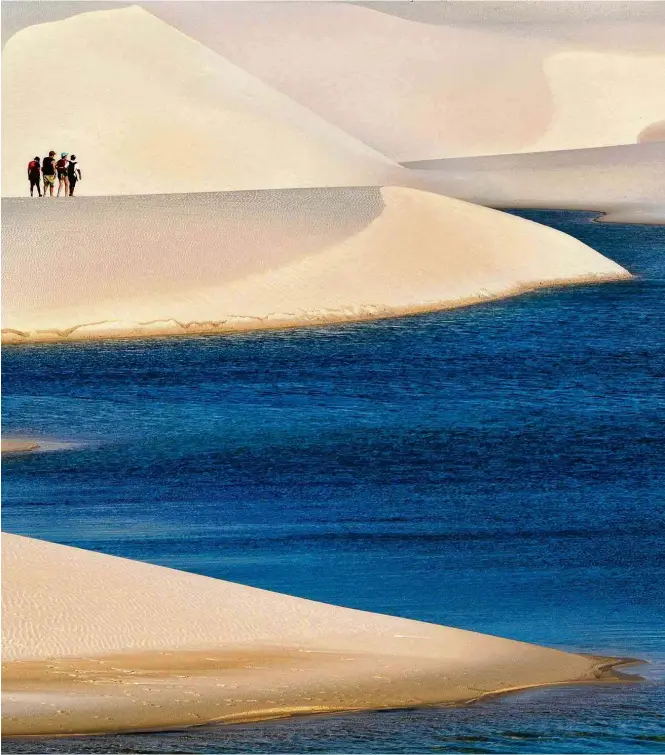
[2, 210, 664, 753]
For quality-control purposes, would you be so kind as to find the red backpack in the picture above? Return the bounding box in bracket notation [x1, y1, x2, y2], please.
[28, 160, 40, 173]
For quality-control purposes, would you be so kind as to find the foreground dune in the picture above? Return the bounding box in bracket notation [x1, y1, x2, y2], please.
[1, 6, 398, 197]
[407, 142, 665, 224]
[1, 533, 636, 736]
[2, 187, 630, 344]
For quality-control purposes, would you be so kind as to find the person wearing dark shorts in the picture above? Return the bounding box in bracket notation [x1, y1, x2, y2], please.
[27, 156, 41, 197]
[68, 155, 82, 196]
[56, 152, 69, 197]
[42, 151, 57, 197]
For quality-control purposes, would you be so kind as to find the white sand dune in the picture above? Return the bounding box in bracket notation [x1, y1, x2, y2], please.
[148, 1, 665, 161]
[1, 6, 398, 197]
[405, 142, 665, 224]
[2, 186, 630, 344]
[2, 532, 633, 735]
[525, 51, 665, 155]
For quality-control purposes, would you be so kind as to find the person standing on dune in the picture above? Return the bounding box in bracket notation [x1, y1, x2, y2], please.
[67, 155, 82, 196]
[41, 151, 56, 197]
[56, 152, 69, 197]
[27, 156, 41, 197]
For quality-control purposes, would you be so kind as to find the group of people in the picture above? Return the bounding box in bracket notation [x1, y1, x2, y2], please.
[28, 151, 82, 198]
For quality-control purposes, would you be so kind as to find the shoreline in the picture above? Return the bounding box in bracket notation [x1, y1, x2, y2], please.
[2, 270, 631, 347]
[1, 649, 643, 738]
[494, 206, 665, 226]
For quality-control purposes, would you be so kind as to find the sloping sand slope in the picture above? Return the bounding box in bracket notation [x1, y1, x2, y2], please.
[406, 142, 665, 224]
[1, 6, 398, 197]
[2, 187, 630, 344]
[150, 2, 665, 160]
[2, 533, 633, 735]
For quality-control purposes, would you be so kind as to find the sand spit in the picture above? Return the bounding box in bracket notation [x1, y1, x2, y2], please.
[2, 186, 630, 344]
[406, 142, 665, 224]
[1, 533, 638, 736]
[1, 439, 40, 454]
[1, 6, 399, 198]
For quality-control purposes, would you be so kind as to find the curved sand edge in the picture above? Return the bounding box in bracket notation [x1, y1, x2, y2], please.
[2, 534, 640, 736]
[2, 186, 631, 345]
[1, 273, 631, 345]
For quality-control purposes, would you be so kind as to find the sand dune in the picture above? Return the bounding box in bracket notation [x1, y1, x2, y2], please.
[2, 186, 630, 344]
[1, 6, 398, 197]
[524, 51, 665, 155]
[405, 142, 665, 224]
[148, 2, 665, 160]
[2, 532, 634, 735]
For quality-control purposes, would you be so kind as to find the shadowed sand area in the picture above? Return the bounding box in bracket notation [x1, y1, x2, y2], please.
[2, 187, 630, 344]
[1, 534, 640, 737]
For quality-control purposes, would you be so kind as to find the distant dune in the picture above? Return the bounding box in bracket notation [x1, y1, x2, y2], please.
[405, 142, 665, 224]
[2, 533, 633, 735]
[639, 121, 665, 143]
[149, 2, 665, 160]
[1, 6, 398, 197]
[2, 186, 630, 344]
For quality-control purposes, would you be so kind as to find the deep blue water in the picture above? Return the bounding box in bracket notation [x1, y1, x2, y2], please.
[2, 210, 664, 754]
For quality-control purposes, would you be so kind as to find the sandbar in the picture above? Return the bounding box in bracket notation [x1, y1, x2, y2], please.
[1, 439, 40, 455]
[2, 533, 640, 737]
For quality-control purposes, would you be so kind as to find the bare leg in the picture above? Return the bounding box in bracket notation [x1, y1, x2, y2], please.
[57, 177, 64, 197]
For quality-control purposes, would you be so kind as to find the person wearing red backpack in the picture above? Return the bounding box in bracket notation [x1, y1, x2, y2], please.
[27, 156, 42, 197]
